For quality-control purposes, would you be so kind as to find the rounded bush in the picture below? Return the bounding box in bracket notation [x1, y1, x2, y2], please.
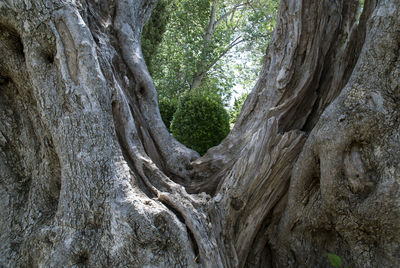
[171, 90, 230, 155]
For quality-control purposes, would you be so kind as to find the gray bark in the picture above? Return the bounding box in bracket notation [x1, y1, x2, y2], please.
[0, 0, 399, 267]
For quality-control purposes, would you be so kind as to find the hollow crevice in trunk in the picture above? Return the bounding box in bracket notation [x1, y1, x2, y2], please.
[302, 0, 378, 132]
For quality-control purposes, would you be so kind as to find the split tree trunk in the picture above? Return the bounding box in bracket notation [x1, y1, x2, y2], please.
[0, 0, 399, 267]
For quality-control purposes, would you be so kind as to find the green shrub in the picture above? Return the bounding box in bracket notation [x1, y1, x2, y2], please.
[171, 90, 230, 155]
[159, 97, 178, 132]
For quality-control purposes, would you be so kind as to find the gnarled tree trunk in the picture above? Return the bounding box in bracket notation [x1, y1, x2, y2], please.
[0, 0, 399, 267]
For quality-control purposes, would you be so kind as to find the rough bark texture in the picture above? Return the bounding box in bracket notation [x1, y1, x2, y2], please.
[0, 0, 399, 267]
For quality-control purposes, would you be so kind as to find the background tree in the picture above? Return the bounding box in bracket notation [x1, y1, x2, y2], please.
[0, 0, 399, 267]
[146, 0, 279, 101]
[141, 0, 173, 76]
[143, 0, 278, 153]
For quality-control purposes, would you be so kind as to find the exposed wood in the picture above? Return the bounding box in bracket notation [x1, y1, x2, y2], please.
[0, 0, 399, 267]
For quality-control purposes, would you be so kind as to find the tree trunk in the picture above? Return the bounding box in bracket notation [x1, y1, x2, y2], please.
[0, 0, 399, 267]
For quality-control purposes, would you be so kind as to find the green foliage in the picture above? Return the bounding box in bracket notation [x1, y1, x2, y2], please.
[171, 90, 230, 155]
[229, 91, 249, 125]
[141, 0, 172, 75]
[328, 253, 351, 268]
[147, 0, 279, 101]
[158, 97, 178, 131]
[150, 0, 216, 98]
[328, 253, 342, 268]
[143, 0, 278, 150]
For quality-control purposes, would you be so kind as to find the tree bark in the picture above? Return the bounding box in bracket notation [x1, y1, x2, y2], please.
[0, 0, 399, 267]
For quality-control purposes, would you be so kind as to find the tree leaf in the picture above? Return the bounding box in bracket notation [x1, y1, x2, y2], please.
[328, 253, 342, 268]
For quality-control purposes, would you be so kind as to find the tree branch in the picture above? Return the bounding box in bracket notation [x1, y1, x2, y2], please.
[214, 3, 247, 29]
[205, 36, 244, 71]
